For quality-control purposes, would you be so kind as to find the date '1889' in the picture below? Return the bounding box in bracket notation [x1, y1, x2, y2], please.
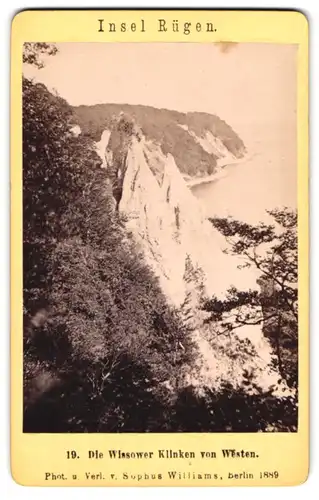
[260, 472, 279, 479]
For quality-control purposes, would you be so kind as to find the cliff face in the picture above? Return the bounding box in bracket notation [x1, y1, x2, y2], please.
[98, 115, 288, 396]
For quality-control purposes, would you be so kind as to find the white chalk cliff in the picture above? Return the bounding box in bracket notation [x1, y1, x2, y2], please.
[178, 123, 237, 167]
[98, 115, 288, 396]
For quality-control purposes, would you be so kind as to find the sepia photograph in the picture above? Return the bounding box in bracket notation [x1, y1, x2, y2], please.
[22, 42, 298, 433]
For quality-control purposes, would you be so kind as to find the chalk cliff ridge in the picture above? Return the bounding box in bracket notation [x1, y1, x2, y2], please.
[97, 114, 288, 396]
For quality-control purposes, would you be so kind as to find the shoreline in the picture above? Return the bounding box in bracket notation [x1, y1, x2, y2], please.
[186, 169, 227, 188]
[185, 154, 252, 188]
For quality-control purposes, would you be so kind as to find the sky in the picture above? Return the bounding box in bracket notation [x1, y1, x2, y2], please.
[24, 42, 297, 145]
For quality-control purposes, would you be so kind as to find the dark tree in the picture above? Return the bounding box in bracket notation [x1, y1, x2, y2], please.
[204, 208, 298, 388]
[22, 45, 196, 432]
[23, 42, 58, 69]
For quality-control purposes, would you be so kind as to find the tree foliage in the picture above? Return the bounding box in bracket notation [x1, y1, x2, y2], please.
[204, 208, 298, 388]
[23, 49, 195, 432]
[23, 43, 58, 69]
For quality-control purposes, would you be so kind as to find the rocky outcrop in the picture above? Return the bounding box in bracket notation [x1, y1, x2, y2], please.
[98, 115, 289, 396]
[102, 116, 254, 306]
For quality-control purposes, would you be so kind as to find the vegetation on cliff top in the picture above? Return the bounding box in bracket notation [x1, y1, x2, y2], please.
[72, 103, 246, 178]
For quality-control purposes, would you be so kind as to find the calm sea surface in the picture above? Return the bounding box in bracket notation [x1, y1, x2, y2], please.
[191, 129, 297, 224]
